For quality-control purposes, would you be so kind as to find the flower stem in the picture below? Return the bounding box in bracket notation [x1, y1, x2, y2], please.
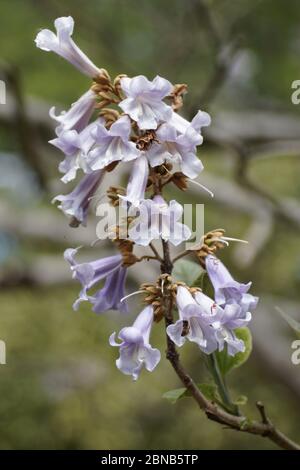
[206, 353, 240, 416]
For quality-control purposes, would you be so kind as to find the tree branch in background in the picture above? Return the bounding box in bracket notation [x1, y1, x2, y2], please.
[187, 0, 241, 112]
[1, 64, 48, 190]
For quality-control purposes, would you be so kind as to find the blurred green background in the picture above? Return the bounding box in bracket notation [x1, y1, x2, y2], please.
[0, 0, 300, 449]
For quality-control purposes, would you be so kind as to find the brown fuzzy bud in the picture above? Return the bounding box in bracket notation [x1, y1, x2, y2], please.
[191, 229, 226, 266]
[113, 74, 127, 98]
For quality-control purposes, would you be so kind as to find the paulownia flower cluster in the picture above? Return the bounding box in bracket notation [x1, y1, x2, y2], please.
[35, 16, 258, 381]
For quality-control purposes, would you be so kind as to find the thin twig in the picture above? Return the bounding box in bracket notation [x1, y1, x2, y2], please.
[137, 255, 160, 263]
[172, 249, 191, 264]
[149, 242, 164, 263]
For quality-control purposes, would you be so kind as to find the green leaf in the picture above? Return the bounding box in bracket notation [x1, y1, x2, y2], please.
[197, 383, 223, 404]
[162, 388, 187, 404]
[163, 383, 221, 405]
[215, 327, 252, 376]
[193, 271, 214, 298]
[233, 395, 248, 406]
[172, 259, 203, 285]
[276, 306, 300, 339]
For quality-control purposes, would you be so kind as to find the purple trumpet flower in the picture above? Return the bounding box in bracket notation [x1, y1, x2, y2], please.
[213, 303, 252, 356]
[109, 305, 161, 380]
[35, 16, 102, 78]
[167, 286, 220, 353]
[50, 120, 102, 183]
[64, 248, 128, 314]
[53, 169, 104, 226]
[147, 122, 204, 179]
[120, 154, 149, 207]
[86, 115, 141, 171]
[170, 109, 211, 135]
[205, 254, 258, 311]
[119, 75, 173, 130]
[49, 89, 96, 136]
[128, 195, 191, 246]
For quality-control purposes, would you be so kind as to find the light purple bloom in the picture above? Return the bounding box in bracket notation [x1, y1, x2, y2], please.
[167, 286, 220, 353]
[128, 195, 191, 246]
[147, 123, 204, 179]
[65, 248, 128, 313]
[53, 170, 104, 226]
[35, 16, 101, 78]
[49, 89, 96, 136]
[170, 110, 211, 135]
[119, 75, 173, 130]
[86, 115, 141, 171]
[205, 254, 259, 310]
[50, 120, 102, 183]
[168, 286, 252, 356]
[109, 305, 161, 380]
[120, 154, 149, 207]
[213, 303, 252, 356]
[91, 266, 128, 314]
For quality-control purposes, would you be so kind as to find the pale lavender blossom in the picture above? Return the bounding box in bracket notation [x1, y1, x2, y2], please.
[91, 266, 128, 314]
[167, 286, 220, 353]
[64, 248, 128, 313]
[53, 169, 104, 226]
[147, 123, 204, 179]
[168, 286, 252, 356]
[128, 195, 191, 246]
[109, 305, 161, 380]
[49, 89, 96, 136]
[205, 254, 258, 310]
[213, 303, 252, 356]
[119, 75, 173, 130]
[170, 109, 211, 135]
[120, 154, 149, 207]
[86, 115, 141, 171]
[35, 16, 101, 78]
[50, 120, 101, 183]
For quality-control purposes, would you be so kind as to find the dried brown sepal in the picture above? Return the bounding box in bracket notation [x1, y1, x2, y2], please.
[140, 275, 178, 322]
[204, 229, 225, 248]
[154, 305, 165, 323]
[113, 229, 137, 267]
[189, 286, 202, 295]
[106, 186, 125, 207]
[92, 69, 113, 93]
[169, 83, 188, 111]
[99, 108, 120, 126]
[192, 229, 226, 267]
[113, 74, 127, 99]
[94, 99, 111, 110]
